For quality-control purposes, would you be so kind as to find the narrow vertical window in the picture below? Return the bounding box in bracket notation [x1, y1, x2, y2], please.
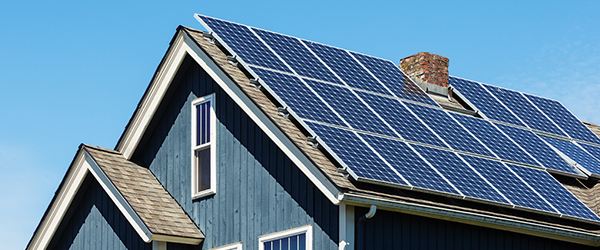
[259, 226, 312, 250]
[192, 94, 216, 198]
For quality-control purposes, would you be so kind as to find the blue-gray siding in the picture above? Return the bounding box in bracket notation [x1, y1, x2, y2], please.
[133, 57, 339, 250]
[354, 206, 596, 250]
[49, 175, 151, 250]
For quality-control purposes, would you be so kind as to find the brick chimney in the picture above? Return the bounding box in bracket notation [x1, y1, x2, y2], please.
[400, 52, 449, 96]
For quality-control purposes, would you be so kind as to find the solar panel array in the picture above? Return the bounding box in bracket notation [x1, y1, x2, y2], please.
[196, 14, 600, 223]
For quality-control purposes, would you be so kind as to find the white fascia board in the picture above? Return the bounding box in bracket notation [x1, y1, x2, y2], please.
[27, 150, 153, 250]
[117, 33, 189, 159]
[116, 29, 341, 204]
[342, 193, 600, 247]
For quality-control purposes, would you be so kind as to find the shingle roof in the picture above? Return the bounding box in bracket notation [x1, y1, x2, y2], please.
[181, 26, 600, 235]
[83, 144, 204, 240]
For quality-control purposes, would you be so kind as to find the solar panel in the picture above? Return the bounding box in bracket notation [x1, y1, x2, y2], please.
[449, 77, 525, 127]
[451, 113, 540, 166]
[303, 41, 392, 95]
[196, 15, 291, 73]
[483, 84, 567, 137]
[350, 52, 439, 106]
[523, 93, 600, 145]
[250, 67, 346, 127]
[303, 79, 397, 137]
[251, 28, 342, 84]
[355, 91, 447, 147]
[508, 163, 600, 221]
[403, 102, 494, 157]
[494, 123, 578, 175]
[360, 134, 460, 194]
[304, 121, 409, 185]
[412, 145, 508, 203]
[575, 143, 600, 167]
[459, 155, 556, 213]
[541, 136, 600, 176]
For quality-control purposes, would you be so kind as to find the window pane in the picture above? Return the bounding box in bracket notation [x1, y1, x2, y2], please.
[264, 242, 271, 250]
[281, 238, 289, 250]
[196, 147, 211, 191]
[273, 240, 280, 250]
[290, 235, 298, 250]
[196, 101, 211, 146]
[298, 233, 305, 250]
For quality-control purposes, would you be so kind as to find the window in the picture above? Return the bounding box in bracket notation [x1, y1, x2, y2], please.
[259, 226, 312, 250]
[191, 94, 216, 199]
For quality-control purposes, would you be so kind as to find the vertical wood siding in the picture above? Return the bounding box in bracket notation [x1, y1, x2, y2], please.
[354, 207, 596, 250]
[49, 175, 151, 250]
[132, 57, 339, 250]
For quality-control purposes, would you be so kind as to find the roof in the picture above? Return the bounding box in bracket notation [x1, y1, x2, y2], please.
[180, 26, 600, 245]
[27, 144, 203, 250]
[83, 145, 204, 240]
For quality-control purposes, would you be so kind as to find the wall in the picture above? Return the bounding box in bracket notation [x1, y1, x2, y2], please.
[133, 56, 339, 250]
[354, 206, 596, 250]
[48, 175, 151, 250]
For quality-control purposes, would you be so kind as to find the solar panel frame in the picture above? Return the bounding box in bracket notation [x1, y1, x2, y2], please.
[450, 113, 541, 167]
[355, 91, 447, 147]
[449, 76, 526, 127]
[523, 92, 600, 145]
[482, 84, 567, 137]
[195, 15, 292, 73]
[541, 136, 600, 177]
[494, 123, 581, 176]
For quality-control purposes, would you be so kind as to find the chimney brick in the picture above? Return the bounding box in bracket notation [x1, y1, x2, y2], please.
[400, 52, 449, 88]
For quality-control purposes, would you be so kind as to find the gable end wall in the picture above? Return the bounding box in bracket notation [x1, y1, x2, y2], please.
[132, 57, 339, 250]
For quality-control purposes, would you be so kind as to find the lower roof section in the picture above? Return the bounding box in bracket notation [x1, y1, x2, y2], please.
[27, 144, 203, 250]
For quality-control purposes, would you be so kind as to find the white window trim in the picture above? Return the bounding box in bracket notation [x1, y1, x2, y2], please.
[258, 225, 313, 250]
[212, 242, 243, 250]
[191, 94, 217, 199]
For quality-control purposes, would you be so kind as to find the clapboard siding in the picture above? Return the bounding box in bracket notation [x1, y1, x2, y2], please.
[132, 57, 339, 250]
[48, 174, 151, 250]
[354, 207, 595, 250]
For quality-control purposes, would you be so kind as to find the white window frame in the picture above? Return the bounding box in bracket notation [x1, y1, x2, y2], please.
[258, 225, 313, 250]
[212, 242, 242, 250]
[191, 94, 217, 199]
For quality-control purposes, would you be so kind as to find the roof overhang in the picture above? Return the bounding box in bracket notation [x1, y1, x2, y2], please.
[114, 27, 343, 205]
[26, 146, 202, 250]
[342, 192, 600, 247]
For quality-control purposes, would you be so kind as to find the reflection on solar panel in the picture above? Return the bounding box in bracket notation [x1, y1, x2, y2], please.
[350, 52, 439, 106]
[523, 93, 600, 145]
[304, 79, 396, 137]
[197, 14, 599, 223]
[459, 155, 555, 213]
[412, 145, 508, 203]
[304, 41, 391, 95]
[198, 16, 291, 73]
[252, 28, 342, 84]
[451, 113, 539, 166]
[578, 143, 600, 162]
[449, 77, 525, 127]
[403, 102, 494, 157]
[483, 84, 567, 137]
[305, 121, 408, 185]
[495, 123, 578, 175]
[541, 136, 600, 176]
[250, 67, 345, 127]
[508, 163, 600, 221]
[356, 92, 446, 147]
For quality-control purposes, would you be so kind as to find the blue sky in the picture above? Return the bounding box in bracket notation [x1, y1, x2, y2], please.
[2, 1, 599, 249]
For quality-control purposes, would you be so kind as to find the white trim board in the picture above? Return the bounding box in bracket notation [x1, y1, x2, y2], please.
[27, 147, 202, 250]
[114, 28, 342, 204]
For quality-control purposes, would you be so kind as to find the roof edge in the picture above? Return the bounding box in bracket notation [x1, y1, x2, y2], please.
[343, 193, 600, 247]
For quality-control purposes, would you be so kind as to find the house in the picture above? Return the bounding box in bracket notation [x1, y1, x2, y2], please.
[27, 14, 600, 250]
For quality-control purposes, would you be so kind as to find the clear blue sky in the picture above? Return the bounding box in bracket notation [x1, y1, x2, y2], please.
[1, 1, 599, 249]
